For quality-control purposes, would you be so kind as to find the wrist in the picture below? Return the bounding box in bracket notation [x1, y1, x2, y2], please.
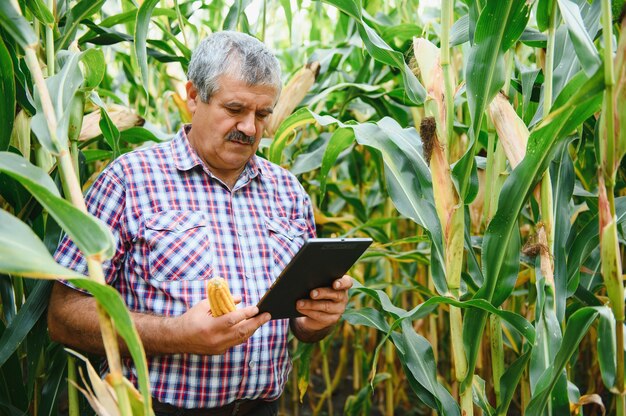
[290, 317, 333, 343]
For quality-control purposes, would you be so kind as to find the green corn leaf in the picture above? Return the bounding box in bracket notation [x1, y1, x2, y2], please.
[0, 209, 85, 279]
[551, 138, 576, 319]
[463, 68, 604, 389]
[56, 0, 106, 50]
[0, 37, 15, 152]
[223, 0, 254, 30]
[0, 280, 52, 368]
[456, 0, 531, 200]
[308, 112, 448, 294]
[36, 337, 67, 416]
[0, 1, 38, 49]
[497, 349, 532, 416]
[31, 51, 83, 154]
[321, 0, 425, 104]
[90, 92, 121, 159]
[526, 306, 611, 414]
[472, 376, 495, 416]
[536, 0, 555, 32]
[279, 0, 292, 39]
[134, 0, 160, 97]
[80, 48, 106, 90]
[319, 128, 355, 201]
[26, 0, 54, 25]
[556, 0, 601, 76]
[532, 0, 601, 125]
[268, 107, 316, 164]
[71, 278, 151, 416]
[0, 152, 115, 258]
[120, 126, 164, 144]
[597, 310, 617, 389]
[343, 307, 390, 333]
[351, 282, 535, 343]
[391, 320, 460, 415]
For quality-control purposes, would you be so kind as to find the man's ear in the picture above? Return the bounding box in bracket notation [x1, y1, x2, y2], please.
[186, 81, 198, 114]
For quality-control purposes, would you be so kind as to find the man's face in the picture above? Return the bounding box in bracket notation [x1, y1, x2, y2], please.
[186, 74, 278, 185]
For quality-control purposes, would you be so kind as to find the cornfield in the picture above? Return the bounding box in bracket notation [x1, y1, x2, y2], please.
[0, 0, 625, 415]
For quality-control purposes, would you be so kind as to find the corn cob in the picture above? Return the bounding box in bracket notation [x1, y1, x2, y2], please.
[207, 277, 236, 316]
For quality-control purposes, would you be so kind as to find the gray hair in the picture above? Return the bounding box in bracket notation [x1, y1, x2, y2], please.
[187, 31, 282, 103]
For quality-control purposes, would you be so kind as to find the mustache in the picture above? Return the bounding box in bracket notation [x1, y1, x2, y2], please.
[225, 130, 256, 144]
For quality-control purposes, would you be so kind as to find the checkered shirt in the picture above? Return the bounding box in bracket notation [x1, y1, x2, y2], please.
[54, 126, 316, 409]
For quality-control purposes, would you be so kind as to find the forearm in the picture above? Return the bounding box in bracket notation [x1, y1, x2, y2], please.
[48, 282, 183, 356]
[289, 317, 334, 343]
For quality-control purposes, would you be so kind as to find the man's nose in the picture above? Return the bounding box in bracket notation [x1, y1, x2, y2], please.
[237, 113, 257, 137]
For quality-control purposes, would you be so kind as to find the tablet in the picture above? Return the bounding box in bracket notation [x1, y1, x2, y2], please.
[257, 237, 373, 319]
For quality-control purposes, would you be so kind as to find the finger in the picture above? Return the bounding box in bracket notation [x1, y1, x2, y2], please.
[296, 308, 338, 326]
[332, 275, 354, 290]
[230, 312, 271, 344]
[297, 299, 343, 315]
[218, 305, 261, 327]
[310, 287, 348, 302]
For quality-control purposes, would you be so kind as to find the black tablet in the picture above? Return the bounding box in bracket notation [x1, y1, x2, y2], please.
[257, 238, 373, 319]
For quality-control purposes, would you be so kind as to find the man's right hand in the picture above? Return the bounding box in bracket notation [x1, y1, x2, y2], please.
[174, 299, 271, 355]
[48, 282, 270, 357]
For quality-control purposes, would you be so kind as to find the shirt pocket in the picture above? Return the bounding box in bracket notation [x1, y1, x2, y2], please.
[144, 210, 214, 282]
[264, 216, 307, 275]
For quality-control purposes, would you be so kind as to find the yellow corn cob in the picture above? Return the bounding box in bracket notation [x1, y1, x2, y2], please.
[207, 277, 236, 316]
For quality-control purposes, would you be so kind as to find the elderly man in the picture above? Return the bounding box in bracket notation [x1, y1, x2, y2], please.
[48, 31, 352, 415]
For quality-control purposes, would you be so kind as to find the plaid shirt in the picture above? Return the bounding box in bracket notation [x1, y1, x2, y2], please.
[54, 126, 316, 409]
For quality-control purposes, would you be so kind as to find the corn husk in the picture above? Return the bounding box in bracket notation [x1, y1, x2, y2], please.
[79, 105, 144, 141]
[10, 110, 31, 158]
[488, 92, 529, 169]
[265, 62, 320, 137]
[412, 38, 447, 144]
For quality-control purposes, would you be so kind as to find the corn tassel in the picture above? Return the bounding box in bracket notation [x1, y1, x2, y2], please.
[207, 277, 236, 316]
[265, 62, 320, 137]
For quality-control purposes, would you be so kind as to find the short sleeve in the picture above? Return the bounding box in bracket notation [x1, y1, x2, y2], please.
[54, 164, 127, 286]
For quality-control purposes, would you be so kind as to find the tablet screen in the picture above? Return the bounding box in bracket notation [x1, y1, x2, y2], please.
[257, 238, 372, 319]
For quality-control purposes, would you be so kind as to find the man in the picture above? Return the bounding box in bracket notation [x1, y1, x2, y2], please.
[48, 31, 352, 415]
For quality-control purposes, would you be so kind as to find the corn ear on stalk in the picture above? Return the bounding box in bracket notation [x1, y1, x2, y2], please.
[488, 92, 529, 169]
[265, 62, 320, 137]
[10, 110, 31, 158]
[207, 277, 236, 316]
[79, 104, 144, 141]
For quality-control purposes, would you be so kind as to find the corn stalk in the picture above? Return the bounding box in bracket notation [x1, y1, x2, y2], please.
[599, 2, 626, 414]
[413, 33, 469, 414]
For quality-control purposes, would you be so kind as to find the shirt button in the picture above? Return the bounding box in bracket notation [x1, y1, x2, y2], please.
[249, 360, 256, 368]
[237, 229, 243, 236]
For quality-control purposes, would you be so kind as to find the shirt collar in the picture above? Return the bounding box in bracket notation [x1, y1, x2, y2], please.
[172, 125, 273, 179]
[172, 125, 204, 171]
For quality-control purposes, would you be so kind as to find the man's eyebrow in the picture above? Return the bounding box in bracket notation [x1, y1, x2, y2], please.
[223, 101, 244, 108]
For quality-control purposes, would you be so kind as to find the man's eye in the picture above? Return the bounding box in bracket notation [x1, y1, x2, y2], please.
[256, 112, 270, 120]
[226, 108, 241, 114]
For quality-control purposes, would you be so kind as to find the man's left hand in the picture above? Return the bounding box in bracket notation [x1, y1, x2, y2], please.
[291, 275, 353, 342]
